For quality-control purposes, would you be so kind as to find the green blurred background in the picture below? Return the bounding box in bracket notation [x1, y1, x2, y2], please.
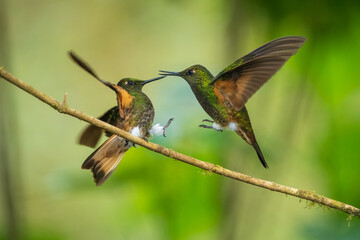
[1, 0, 360, 239]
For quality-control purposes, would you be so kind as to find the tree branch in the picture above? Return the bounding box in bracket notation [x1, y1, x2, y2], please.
[1, 67, 359, 218]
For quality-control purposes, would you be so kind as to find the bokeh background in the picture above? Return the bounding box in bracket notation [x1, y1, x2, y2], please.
[1, 0, 360, 239]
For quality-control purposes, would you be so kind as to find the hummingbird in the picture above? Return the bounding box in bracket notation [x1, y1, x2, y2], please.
[69, 52, 173, 185]
[159, 36, 306, 168]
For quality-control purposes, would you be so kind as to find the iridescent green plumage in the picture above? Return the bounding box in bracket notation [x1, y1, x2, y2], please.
[69, 51, 166, 185]
[159, 36, 306, 168]
[79, 79, 156, 148]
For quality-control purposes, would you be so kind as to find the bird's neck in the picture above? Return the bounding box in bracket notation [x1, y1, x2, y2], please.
[130, 91, 152, 107]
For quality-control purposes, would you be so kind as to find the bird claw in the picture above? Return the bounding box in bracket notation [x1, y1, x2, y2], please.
[162, 118, 174, 137]
[125, 139, 137, 148]
[199, 124, 222, 132]
[199, 124, 212, 129]
[202, 119, 214, 123]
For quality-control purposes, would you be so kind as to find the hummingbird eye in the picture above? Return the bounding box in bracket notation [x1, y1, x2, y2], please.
[126, 80, 134, 86]
[187, 69, 195, 75]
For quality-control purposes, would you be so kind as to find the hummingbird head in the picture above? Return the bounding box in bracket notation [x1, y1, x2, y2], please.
[68, 51, 165, 94]
[115, 76, 165, 92]
[159, 65, 214, 87]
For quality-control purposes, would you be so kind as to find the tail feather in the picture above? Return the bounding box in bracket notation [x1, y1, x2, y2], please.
[82, 134, 129, 186]
[252, 141, 268, 169]
[93, 152, 125, 186]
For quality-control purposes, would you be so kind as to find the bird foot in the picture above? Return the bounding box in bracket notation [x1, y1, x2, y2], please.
[202, 119, 214, 123]
[199, 124, 223, 132]
[162, 118, 174, 137]
[125, 139, 137, 148]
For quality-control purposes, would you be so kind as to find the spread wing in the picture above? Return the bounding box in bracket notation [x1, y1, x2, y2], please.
[212, 36, 306, 111]
[79, 106, 119, 148]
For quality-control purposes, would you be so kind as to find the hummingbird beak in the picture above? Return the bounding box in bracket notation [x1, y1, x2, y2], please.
[158, 70, 180, 77]
[141, 76, 166, 85]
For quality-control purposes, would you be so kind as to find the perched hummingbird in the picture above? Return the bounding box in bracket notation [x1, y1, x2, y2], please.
[69, 52, 173, 185]
[159, 36, 306, 168]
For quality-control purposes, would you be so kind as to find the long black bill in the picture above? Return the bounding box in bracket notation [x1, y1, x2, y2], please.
[158, 70, 180, 76]
[68, 51, 116, 91]
[141, 76, 166, 85]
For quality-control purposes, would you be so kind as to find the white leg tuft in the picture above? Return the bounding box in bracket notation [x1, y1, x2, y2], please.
[228, 122, 238, 131]
[212, 122, 223, 131]
[130, 126, 141, 137]
[149, 123, 164, 136]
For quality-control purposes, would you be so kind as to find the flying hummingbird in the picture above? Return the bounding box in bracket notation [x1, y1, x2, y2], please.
[159, 36, 306, 168]
[69, 52, 173, 185]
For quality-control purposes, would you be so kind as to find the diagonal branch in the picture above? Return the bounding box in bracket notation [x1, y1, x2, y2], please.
[1, 67, 359, 218]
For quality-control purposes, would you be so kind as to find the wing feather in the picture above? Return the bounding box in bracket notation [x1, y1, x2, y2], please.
[213, 36, 306, 110]
[78, 106, 118, 148]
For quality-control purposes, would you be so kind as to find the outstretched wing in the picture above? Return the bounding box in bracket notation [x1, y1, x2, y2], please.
[79, 106, 118, 148]
[212, 36, 306, 111]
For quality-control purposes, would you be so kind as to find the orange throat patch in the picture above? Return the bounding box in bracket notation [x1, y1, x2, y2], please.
[113, 85, 134, 119]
